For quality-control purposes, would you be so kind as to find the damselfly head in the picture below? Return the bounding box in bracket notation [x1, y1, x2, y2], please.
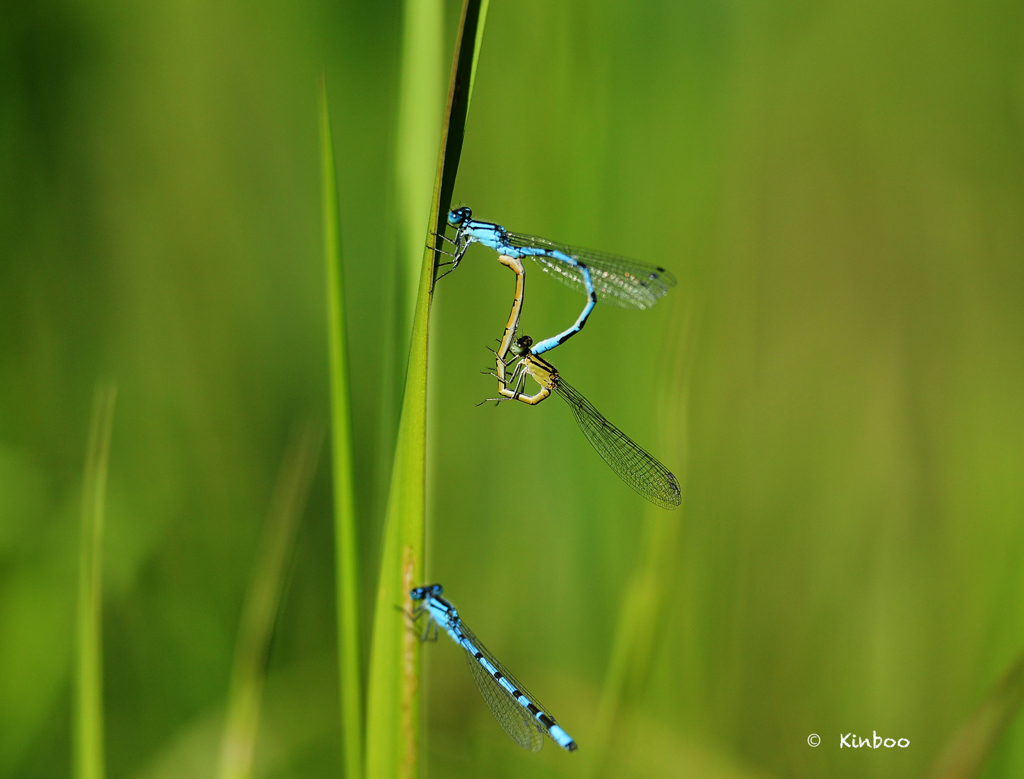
[511, 334, 533, 356]
[447, 206, 472, 227]
[410, 583, 443, 600]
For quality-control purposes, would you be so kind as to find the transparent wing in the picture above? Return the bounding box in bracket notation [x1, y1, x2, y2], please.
[458, 621, 547, 752]
[463, 650, 544, 751]
[554, 378, 682, 509]
[507, 231, 676, 310]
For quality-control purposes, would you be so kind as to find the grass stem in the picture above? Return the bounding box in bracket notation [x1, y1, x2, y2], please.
[75, 382, 117, 779]
[320, 74, 365, 779]
[363, 3, 489, 778]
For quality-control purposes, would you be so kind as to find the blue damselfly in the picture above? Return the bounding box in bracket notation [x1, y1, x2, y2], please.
[408, 584, 578, 752]
[435, 206, 675, 355]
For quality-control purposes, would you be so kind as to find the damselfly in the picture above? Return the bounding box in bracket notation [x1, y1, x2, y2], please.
[408, 584, 578, 753]
[434, 206, 676, 355]
[484, 254, 682, 510]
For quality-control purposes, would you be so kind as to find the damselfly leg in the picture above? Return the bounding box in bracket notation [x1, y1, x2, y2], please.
[398, 601, 440, 642]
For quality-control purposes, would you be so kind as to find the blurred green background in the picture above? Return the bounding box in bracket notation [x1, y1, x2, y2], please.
[3, 0, 1024, 777]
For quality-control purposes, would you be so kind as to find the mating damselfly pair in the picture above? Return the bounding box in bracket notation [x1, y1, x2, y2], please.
[436, 207, 682, 511]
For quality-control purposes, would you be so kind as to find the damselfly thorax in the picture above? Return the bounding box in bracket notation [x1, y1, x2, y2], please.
[498, 336, 559, 405]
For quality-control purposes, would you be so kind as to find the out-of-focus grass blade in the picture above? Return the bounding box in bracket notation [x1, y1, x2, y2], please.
[319, 74, 364, 779]
[364, 3, 488, 779]
[75, 382, 117, 779]
[216, 422, 323, 779]
[395, 0, 443, 353]
[926, 651, 1024, 779]
[588, 303, 696, 778]
[132, 658, 339, 779]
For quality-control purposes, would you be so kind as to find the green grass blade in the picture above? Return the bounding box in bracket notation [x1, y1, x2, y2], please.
[319, 73, 364, 779]
[395, 0, 443, 355]
[587, 304, 697, 778]
[927, 651, 1024, 779]
[429, 0, 488, 275]
[217, 421, 323, 779]
[364, 4, 488, 779]
[75, 382, 117, 779]
[467, 0, 490, 109]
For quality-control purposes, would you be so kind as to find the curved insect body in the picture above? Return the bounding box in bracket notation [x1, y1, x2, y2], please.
[409, 584, 578, 753]
[435, 206, 675, 355]
[486, 255, 682, 510]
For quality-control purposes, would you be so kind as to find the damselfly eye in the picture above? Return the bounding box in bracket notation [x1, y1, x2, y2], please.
[412, 583, 443, 599]
[447, 207, 472, 227]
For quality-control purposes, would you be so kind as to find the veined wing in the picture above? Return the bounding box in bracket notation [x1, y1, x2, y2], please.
[507, 231, 676, 310]
[457, 620, 549, 751]
[554, 378, 682, 509]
